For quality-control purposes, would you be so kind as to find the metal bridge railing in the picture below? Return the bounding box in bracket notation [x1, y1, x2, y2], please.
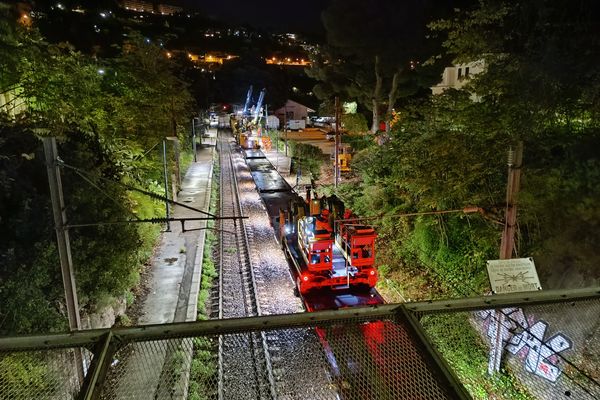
[0, 287, 598, 400]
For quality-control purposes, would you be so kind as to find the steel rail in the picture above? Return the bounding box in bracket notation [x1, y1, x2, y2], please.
[226, 139, 278, 400]
[217, 129, 225, 400]
[215, 130, 277, 399]
[224, 140, 264, 394]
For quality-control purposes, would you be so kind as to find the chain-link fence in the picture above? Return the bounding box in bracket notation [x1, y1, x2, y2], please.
[1, 288, 598, 400]
[412, 294, 600, 400]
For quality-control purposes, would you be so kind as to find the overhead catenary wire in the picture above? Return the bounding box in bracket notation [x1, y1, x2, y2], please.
[69, 167, 142, 222]
[65, 217, 245, 229]
[59, 160, 218, 218]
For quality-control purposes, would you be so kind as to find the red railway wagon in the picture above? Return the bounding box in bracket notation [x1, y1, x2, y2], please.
[280, 195, 378, 295]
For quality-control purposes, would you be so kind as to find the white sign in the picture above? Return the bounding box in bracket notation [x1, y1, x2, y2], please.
[487, 257, 542, 294]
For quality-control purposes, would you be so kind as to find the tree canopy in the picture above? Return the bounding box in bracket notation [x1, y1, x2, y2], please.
[338, 0, 600, 296]
[308, 0, 458, 133]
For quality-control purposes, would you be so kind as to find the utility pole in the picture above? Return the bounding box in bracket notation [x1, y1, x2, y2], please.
[283, 105, 288, 157]
[334, 96, 340, 188]
[499, 141, 523, 260]
[162, 139, 171, 232]
[43, 137, 81, 331]
[489, 141, 524, 375]
[42, 137, 84, 383]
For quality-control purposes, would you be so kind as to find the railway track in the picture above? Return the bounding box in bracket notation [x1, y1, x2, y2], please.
[207, 130, 338, 400]
[215, 130, 277, 400]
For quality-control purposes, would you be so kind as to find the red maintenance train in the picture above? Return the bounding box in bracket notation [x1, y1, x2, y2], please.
[279, 191, 378, 296]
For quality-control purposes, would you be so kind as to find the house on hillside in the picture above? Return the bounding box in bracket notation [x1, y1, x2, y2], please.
[431, 60, 485, 95]
[274, 99, 315, 126]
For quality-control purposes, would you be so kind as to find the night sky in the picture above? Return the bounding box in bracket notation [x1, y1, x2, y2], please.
[191, 0, 331, 34]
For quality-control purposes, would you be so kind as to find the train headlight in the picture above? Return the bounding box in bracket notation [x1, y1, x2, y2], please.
[369, 270, 376, 276]
[302, 274, 310, 282]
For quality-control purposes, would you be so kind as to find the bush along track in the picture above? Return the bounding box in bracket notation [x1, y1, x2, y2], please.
[188, 151, 219, 400]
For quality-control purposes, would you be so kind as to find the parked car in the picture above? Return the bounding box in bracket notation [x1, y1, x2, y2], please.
[314, 116, 335, 128]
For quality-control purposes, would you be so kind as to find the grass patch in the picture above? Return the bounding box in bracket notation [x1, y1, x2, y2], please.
[180, 148, 194, 177]
[374, 217, 532, 397]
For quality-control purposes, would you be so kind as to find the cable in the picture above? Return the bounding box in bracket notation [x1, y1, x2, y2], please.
[59, 161, 217, 219]
[70, 168, 142, 221]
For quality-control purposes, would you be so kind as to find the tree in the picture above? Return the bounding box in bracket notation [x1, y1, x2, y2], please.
[307, 0, 451, 133]
[431, 0, 600, 131]
[429, 0, 600, 287]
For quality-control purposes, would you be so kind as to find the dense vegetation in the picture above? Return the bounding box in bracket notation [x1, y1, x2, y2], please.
[320, 0, 600, 298]
[0, 3, 194, 335]
[308, 1, 599, 396]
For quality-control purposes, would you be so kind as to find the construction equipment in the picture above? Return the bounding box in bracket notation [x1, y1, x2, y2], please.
[243, 85, 253, 115]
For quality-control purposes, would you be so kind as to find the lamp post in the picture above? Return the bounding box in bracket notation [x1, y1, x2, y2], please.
[162, 139, 171, 232]
[334, 96, 340, 188]
[191, 117, 198, 162]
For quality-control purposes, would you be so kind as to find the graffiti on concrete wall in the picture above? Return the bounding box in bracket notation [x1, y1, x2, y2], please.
[479, 307, 573, 382]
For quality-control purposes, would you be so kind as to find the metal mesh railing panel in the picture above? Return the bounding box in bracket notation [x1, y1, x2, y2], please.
[96, 314, 455, 400]
[2, 291, 598, 400]
[417, 297, 600, 400]
[99, 338, 197, 400]
[311, 316, 453, 400]
[0, 347, 93, 400]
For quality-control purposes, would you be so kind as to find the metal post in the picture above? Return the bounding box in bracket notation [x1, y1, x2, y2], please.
[334, 96, 340, 188]
[192, 118, 197, 162]
[173, 138, 181, 188]
[79, 332, 118, 400]
[162, 140, 171, 232]
[199, 117, 204, 148]
[283, 105, 288, 156]
[499, 141, 523, 260]
[43, 137, 81, 331]
[489, 141, 523, 375]
[42, 137, 84, 383]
